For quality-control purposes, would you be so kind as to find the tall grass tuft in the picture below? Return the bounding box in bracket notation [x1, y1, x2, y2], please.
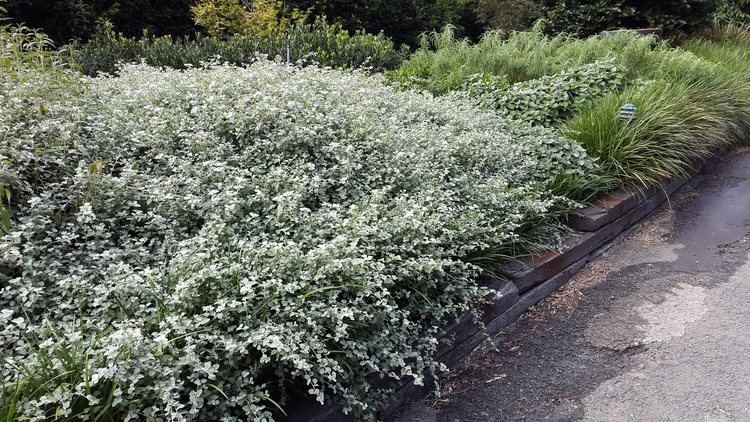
[1, 331, 120, 421]
[389, 24, 658, 95]
[683, 24, 750, 77]
[564, 75, 750, 190]
[693, 22, 750, 45]
[562, 24, 750, 191]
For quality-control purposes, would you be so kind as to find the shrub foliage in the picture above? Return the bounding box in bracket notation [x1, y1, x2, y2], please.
[476, 0, 723, 35]
[459, 60, 624, 126]
[191, 0, 304, 39]
[73, 19, 408, 76]
[0, 60, 599, 420]
[7, 8, 750, 421]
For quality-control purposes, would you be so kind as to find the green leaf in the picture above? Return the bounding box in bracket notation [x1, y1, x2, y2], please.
[1, 208, 10, 233]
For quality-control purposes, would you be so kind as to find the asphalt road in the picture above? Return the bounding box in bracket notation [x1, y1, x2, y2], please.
[394, 148, 750, 422]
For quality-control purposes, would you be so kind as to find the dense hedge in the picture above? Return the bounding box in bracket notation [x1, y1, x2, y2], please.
[73, 19, 408, 75]
[475, 0, 728, 35]
[5, 0, 477, 46]
[4, 0, 195, 42]
[543, 0, 721, 35]
[8, 0, 747, 51]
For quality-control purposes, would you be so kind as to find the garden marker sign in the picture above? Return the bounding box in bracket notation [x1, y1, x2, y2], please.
[618, 103, 637, 125]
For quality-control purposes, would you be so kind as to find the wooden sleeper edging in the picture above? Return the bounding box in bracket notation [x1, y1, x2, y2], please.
[503, 173, 691, 293]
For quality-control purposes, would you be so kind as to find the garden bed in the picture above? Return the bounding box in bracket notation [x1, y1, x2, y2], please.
[5, 14, 750, 421]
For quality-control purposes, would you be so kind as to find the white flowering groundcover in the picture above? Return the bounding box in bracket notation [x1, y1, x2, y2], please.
[1, 62, 599, 420]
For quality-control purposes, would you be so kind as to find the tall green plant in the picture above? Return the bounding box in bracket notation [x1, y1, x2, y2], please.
[714, 0, 750, 24]
[389, 25, 657, 95]
[543, 0, 721, 35]
[564, 61, 750, 189]
[0, 23, 68, 70]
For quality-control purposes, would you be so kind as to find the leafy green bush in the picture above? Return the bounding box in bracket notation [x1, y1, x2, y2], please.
[0, 59, 600, 420]
[0, 22, 72, 71]
[714, 0, 750, 24]
[0, 0, 478, 48]
[471, 0, 722, 36]
[191, 0, 304, 39]
[293, 0, 478, 46]
[3, 0, 195, 43]
[458, 60, 624, 126]
[543, 0, 638, 35]
[543, 0, 721, 36]
[72, 18, 408, 75]
[472, 0, 544, 32]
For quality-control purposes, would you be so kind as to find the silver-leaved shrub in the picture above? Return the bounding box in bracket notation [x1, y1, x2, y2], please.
[1, 61, 599, 420]
[459, 60, 624, 127]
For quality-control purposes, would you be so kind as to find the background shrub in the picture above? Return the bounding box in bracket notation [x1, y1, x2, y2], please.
[5, 0, 746, 50]
[3, 0, 196, 42]
[4, 0, 478, 46]
[473, 0, 723, 36]
[543, 0, 638, 35]
[191, 0, 305, 39]
[715, 0, 750, 24]
[543, 0, 721, 35]
[72, 18, 408, 75]
[472, 0, 544, 32]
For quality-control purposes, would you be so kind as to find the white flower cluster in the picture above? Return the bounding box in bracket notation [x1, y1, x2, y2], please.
[0, 62, 599, 420]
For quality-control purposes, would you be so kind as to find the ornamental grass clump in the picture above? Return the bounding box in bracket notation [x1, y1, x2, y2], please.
[389, 24, 655, 95]
[684, 24, 750, 76]
[0, 59, 600, 420]
[565, 42, 750, 190]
